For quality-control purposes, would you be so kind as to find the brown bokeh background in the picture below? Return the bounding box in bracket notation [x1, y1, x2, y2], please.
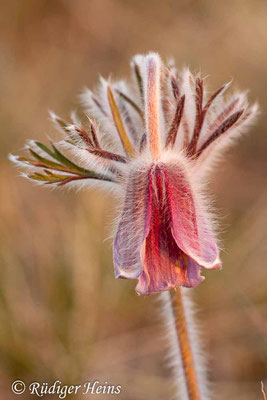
[0, 1, 266, 399]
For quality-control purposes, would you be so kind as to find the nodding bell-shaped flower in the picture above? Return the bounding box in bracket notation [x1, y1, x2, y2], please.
[10, 53, 258, 295]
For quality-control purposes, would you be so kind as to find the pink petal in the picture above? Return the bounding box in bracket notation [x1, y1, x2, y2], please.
[136, 166, 204, 295]
[114, 161, 220, 295]
[113, 166, 151, 279]
[163, 162, 221, 269]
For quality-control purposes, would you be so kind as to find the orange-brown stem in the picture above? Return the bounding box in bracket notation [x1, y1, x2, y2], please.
[170, 288, 201, 400]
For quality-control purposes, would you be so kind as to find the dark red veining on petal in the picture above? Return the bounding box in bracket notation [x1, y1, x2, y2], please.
[164, 163, 221, 268]
[164, 165, 199, 258]
[114, 161, 220, 295]
[136, 165, 204, 295]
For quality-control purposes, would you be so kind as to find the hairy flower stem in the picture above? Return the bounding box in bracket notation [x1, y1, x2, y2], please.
[170, 288, 201, 400]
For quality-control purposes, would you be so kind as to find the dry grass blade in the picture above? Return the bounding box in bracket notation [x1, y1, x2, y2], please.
[107, 86, 135, 156]
[261, 382, 267, 400]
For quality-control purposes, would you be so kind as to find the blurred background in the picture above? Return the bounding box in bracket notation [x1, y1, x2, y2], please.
[0, 0, 266, 399]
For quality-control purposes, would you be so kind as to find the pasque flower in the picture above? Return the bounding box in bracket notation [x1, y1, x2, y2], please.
[10, 53, 257, 295]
